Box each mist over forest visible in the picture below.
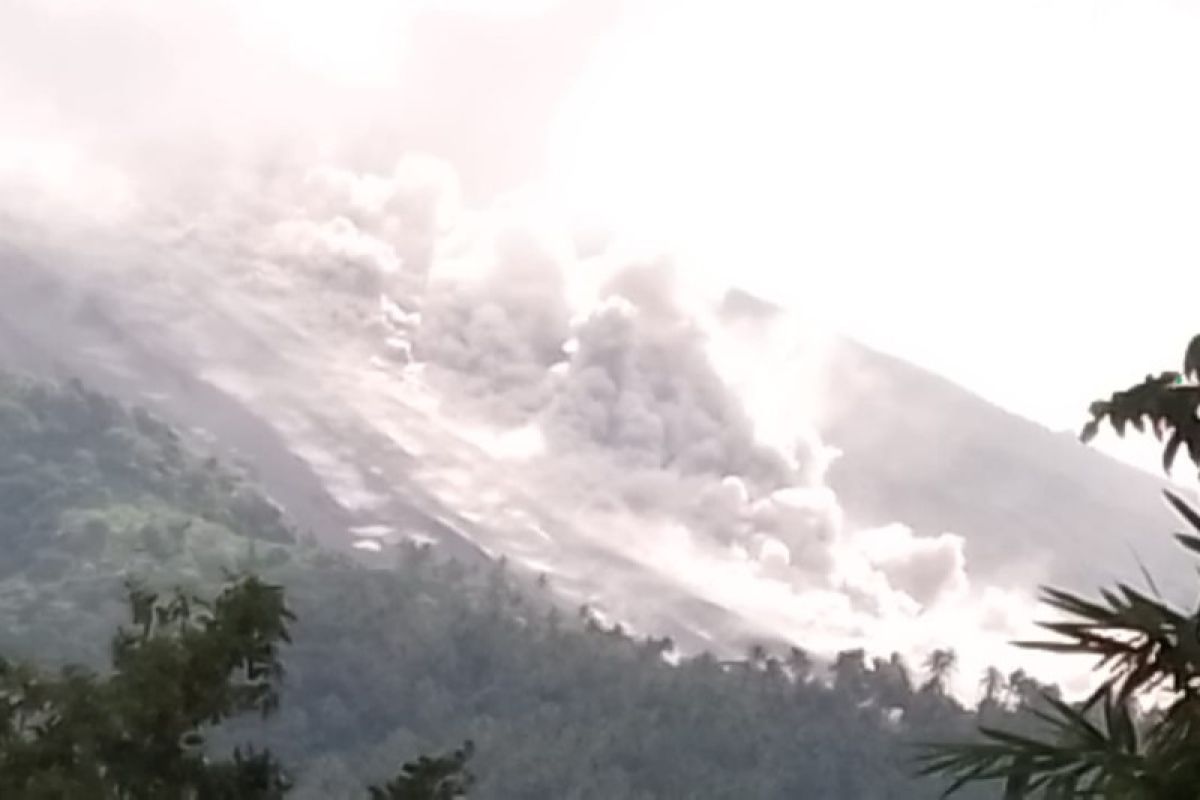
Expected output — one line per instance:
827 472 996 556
2 1 1199 797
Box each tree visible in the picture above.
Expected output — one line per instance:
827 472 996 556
1079 334 1200 479
786 646 814 682
922 649 958 696
0 574 473 799
916 334 1200 798
367 743 475 800
978 667 1007 711
4 369 1027 798
874 653 917 711
833 648 871 701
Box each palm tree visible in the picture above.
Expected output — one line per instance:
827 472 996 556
787 646 813 683
978 666 1007 709
747 643 769 670
922 648 957 695
916 334 1200 797
834 648 871 702
873 653 916 711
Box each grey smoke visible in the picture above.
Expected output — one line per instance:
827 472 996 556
0 0 1083 700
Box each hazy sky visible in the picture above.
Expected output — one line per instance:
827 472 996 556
541 0 1200 441
3 0 1199 469
1 0 1187 689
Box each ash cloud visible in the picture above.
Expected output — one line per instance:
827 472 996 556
323 156 1043 694
0 0 1071 701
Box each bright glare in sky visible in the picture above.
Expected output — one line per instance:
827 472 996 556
236 0 412 86
545 0 1200 458
4 0 1197 474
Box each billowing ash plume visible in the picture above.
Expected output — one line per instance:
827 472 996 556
244 155 1065 699
0 0 1081 701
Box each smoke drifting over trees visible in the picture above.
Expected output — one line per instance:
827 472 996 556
0 0 1084 698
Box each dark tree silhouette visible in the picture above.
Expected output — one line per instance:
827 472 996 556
367 743 475 800
917 334 1200 798
0 367 1041 797
0 574 472 799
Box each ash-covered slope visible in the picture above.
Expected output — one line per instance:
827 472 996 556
0 239 772 659
821 338 1187 600
0 156 1187 698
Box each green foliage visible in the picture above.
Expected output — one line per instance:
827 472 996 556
0 575 296 798
0 372 476 798
0 369 1038 798
0 370 294 582
1081 334 1200 476
368 743 475 800
0 573 474 799
919 334 1200 798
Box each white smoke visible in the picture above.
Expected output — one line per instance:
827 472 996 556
268 156 1077 700
0 142 1079 701
0 0 1090 703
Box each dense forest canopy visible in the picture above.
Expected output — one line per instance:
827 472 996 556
0 368 1067 798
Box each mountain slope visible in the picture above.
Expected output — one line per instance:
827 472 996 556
0 193 1189 694
821 338 1187 600
0 243 775 657
0 365 1052 799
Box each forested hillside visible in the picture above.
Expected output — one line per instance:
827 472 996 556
0 369 1059 798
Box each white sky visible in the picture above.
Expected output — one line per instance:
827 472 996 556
3 0 1198 471
542 0 1200 454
